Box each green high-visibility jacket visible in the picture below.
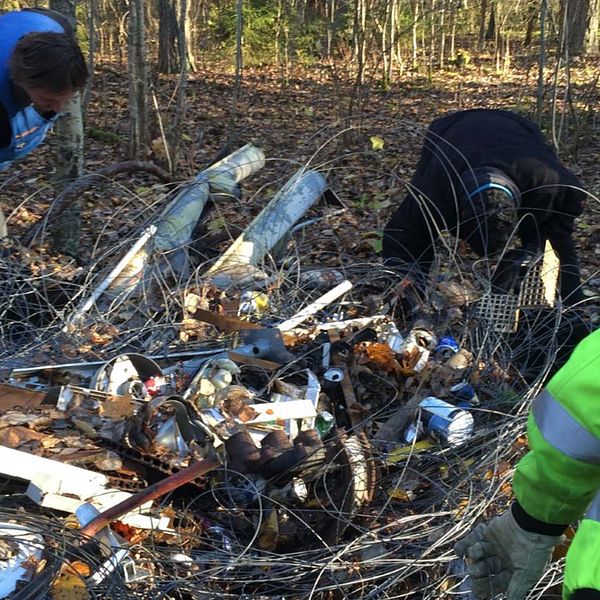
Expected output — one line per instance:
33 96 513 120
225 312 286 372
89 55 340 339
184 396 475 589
513 327 600 598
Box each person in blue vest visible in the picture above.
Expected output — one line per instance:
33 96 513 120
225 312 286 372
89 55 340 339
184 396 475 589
0 8 87 235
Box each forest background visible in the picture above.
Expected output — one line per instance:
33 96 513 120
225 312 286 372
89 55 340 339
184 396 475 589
1 0 599 292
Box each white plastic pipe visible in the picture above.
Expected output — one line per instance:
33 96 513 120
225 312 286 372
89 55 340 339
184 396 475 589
277 280 353 332
155 144 265 253
208 169 327 278
64 225 156 329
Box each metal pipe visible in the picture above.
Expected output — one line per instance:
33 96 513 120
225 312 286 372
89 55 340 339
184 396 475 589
277 280 353 332
64 225 156 329
79 454 220 538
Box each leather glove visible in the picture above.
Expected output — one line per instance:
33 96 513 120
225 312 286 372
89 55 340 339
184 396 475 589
454 509 563 600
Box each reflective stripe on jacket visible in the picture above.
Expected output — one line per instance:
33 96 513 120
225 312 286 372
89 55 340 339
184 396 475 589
513 328 600 525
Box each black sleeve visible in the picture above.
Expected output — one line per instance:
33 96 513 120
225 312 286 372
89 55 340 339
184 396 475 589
511 501 568 536
571 590 600 600
382 190 443 283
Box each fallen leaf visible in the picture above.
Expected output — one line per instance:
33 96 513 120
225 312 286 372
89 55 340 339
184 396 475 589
370 135 385 150
51 563 91 600
99 393 134 419
0 426 45 447
258 508 279 550
385 440 434 464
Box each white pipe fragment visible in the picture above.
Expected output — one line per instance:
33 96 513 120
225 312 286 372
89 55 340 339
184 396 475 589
65 145 265 324
155 143 265 253
208 169 327 284
277 280 354 332
64 225 156 329
0 446 164 531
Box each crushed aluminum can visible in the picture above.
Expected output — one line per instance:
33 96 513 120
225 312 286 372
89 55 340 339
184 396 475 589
299 269 346 289
418 397 474 448
434 335 460 360
450 382 480 407
381 322 404 353
238 291 270 318
404 324 438 351
397 323 437 374
398 343 430 374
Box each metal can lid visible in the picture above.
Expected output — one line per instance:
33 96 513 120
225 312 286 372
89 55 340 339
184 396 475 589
445 410 475 447
324 367 344 382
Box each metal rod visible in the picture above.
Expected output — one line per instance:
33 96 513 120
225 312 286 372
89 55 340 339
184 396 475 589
79 454 220 538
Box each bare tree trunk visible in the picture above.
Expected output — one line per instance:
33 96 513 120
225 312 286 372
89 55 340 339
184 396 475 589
449 0 458 59
128 0 150 159
536 0 547 120
49 0 86 256
326 0 335 59
585 0 600 55
503 31 510 72
387 0 397 82
485 0 496 42
82 0 96 120
275 0 282 65
428 0 436 77
158 0 179 73
524 0 537 46
411 0 419 68
110 1 129 67
561 0 599 56
478 0 488 50
184 5 196 71
49 0 84 182
353 0 367 84
169 0 188 174
439 0 446 69
231 0 244 124
380 0 388 86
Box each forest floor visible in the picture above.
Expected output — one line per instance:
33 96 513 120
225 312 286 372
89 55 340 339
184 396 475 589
0 53 599 599
1 52 600 285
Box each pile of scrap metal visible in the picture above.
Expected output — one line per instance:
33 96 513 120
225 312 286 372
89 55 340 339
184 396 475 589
0 146 547 599
0 306 510 598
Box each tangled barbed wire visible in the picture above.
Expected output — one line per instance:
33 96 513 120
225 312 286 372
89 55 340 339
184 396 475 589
0 123 599 599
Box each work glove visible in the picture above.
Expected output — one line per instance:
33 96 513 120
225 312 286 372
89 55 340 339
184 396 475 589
454 509 563 600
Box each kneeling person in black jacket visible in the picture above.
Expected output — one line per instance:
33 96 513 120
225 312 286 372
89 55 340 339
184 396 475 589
382 108 586 307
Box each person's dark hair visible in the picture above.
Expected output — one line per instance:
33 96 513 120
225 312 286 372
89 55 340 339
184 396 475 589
9 31 88 93
460 187 518 255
